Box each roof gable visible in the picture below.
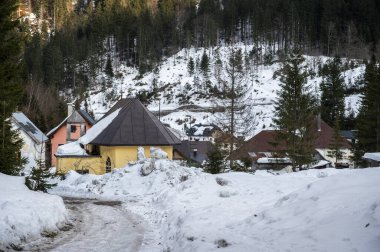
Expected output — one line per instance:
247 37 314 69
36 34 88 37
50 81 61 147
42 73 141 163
314 119 351 149
89 99 181 146
12 112 48 144
47 109 95 137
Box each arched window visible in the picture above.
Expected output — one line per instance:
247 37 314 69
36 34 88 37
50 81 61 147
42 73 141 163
106 157 111 173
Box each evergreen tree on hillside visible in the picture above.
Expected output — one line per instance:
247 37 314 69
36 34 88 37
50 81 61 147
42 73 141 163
355 56 380 161
105 55 114 78
0 0 26 175
187 57 195 76
200 51 209 78
320 57 345 126
273 50 317 171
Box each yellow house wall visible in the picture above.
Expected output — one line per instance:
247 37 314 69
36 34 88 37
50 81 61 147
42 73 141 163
56 156 104 175
103 146 174 168
56 146 174 174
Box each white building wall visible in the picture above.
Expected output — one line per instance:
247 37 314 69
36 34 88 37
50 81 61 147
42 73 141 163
18 130 46 175
315 148 353 167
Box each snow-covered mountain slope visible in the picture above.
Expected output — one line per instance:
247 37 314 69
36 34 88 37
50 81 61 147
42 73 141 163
0 173 68 250
82 44 364 138
51 159 380 252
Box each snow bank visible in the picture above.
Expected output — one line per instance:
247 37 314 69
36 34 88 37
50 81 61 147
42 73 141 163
0 173 68 250
51 160 380 252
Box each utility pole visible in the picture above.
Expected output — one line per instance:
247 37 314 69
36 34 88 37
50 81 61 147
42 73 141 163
158 99 161 121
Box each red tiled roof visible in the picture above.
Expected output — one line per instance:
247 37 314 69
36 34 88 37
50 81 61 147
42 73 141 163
314 119 351 149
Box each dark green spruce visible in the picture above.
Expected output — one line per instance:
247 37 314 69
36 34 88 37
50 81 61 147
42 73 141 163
320 57 345 126
0 0 26 175
273 50 317 171
355 56 380 163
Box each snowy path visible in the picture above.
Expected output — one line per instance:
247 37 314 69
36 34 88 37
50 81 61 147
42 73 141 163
27 198 149 252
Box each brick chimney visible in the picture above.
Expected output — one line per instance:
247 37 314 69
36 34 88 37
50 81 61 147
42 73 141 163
67 103 74 116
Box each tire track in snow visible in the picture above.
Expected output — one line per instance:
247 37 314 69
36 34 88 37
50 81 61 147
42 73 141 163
27 198 147 252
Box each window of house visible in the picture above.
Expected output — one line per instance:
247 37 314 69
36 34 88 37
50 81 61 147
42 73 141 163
71 125 77 133
106 157 112 173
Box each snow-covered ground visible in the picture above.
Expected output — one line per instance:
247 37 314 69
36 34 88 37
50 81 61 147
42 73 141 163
0 173 68 250
50 159 380 252
80 44 364 139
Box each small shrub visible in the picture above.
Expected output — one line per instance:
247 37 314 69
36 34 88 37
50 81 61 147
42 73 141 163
216 239 230 248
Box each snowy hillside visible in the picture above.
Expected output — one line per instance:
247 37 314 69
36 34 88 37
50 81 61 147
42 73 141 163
82 44 364 138
0 173 68 250
51 159 380 252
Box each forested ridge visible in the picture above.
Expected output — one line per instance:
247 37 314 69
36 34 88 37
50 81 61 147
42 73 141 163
16 0 380 131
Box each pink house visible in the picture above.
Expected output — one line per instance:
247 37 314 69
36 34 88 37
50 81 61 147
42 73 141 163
47 104 95 167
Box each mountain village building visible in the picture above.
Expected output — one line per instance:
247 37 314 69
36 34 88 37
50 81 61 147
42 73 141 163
47 103 95 167
55 99 181 174
11 112 48 174
232 117 352 170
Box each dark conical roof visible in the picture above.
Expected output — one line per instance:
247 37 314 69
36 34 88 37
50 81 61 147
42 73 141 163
90 99 181 146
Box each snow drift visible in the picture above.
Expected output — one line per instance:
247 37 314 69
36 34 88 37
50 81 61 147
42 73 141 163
0 173 68 250
51 160 380 252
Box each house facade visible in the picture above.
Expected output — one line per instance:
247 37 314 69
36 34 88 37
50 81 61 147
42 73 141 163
186 124 222 142
55 99 181 174
11 112 48 174
47 103 95 166
232 117 352 169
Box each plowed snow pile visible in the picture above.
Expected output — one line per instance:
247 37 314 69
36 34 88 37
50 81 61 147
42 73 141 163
51 160 380 252
0 173 68 250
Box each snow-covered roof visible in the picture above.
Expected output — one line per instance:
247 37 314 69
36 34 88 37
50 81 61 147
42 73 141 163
311 160 331 168
363 152 380 162
257 157 292 164
11 112 48 144
166 126 187 140
56 142 88 157
188 124 220 137
79 108 121 145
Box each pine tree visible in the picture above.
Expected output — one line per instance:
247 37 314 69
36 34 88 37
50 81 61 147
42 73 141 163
204 144 225 174
25 159 57 193
187 57 195 75
355 56 380 161
327 118 344 166
200 51 209 78
0 0 26 175
105 55 114 78
320 57 345 126
273 50 317 171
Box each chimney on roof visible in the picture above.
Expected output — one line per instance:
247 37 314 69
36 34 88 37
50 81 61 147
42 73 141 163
67 103 74 116
317 114 321 132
